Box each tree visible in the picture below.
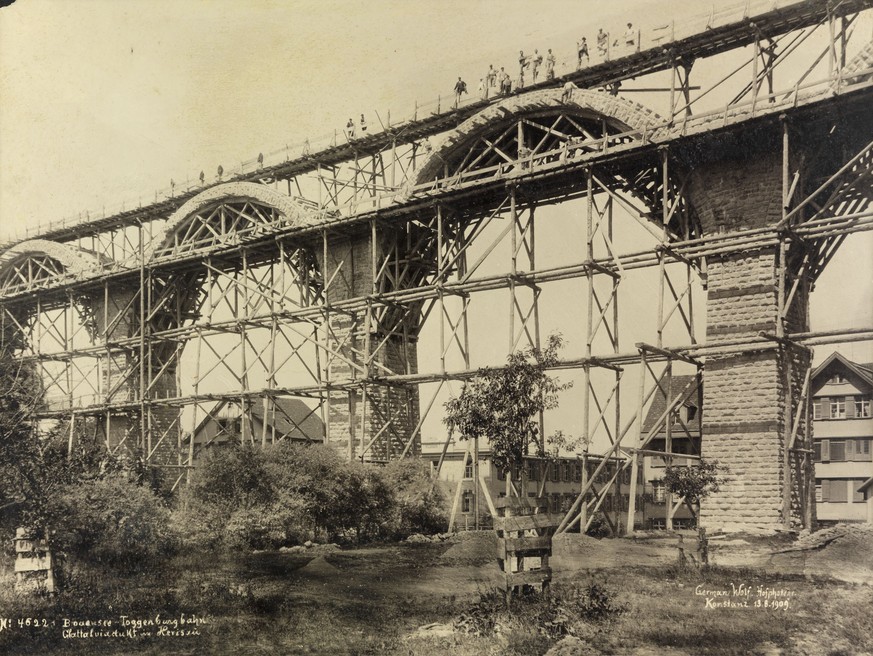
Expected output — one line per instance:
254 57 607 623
443 334 572 487
0 323 57 533
662 458 728 518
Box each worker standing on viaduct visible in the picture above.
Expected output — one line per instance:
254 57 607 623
578 37 590 68
454 77 468 108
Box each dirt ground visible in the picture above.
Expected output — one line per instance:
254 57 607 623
552 524 873 585
2 526 872 655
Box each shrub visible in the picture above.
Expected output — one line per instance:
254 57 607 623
455 582 625 647
380 457 448 539
191 443 275 509
585 512 611 538
177 442 450 549
454 588 503 635
52 476 176 570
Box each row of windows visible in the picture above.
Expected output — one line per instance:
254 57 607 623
813 438 871 462
813 396 872 420
488 460 640 485
815 479 868 503
460 491 646 514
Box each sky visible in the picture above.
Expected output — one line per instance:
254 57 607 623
1 0 871 448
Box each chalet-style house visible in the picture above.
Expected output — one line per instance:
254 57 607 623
811 352 873 524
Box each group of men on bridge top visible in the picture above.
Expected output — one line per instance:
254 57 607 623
454 23 640 109
358 16 779 140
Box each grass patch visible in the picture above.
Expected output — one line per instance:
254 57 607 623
0 543 870 655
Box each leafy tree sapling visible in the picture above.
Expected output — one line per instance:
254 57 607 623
662 458 728 519
443 334 572 496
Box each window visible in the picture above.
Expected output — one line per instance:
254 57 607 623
830 398 846 419
815 482 822 503
464 461 473 479
858 439 871 458
855 396 871 418
551 462 559 482
216 417 241 435
831 374 847 384
852 480 866 503
462 491 473 513
573 463 582 482
821 440 831 461
813 400 822 420
527 460 540 481
561 462 570 483
829 480 848 503
830 440 846 462
813 441 822 462
652 480 666 503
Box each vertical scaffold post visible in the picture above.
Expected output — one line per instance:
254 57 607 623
626 348 647 535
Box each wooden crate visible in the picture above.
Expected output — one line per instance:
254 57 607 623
494 497 559 597
13 529 56 593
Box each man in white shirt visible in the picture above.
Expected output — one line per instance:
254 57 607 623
624 23 636 49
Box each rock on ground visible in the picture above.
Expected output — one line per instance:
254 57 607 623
298 555 339 575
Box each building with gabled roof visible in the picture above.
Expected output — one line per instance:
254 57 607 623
811 352 873 524
188 397 324 462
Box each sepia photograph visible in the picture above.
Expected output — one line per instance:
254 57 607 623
0 0 872 654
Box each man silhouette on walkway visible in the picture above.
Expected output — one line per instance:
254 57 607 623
454 77 468 108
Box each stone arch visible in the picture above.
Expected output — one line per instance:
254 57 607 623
405 88 663 194
0 239 106 295
149 181 320 260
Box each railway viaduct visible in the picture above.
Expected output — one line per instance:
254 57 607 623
1 0 872 533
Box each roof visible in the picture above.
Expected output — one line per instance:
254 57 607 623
192 397 324 442
641 374 702 437
252 397 324 441
812 352 873 390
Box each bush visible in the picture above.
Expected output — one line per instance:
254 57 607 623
380 458 448 539
52 476 176 570
455 582 625 648
585 512 611 538
176 443 451 550
191 443 274 509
